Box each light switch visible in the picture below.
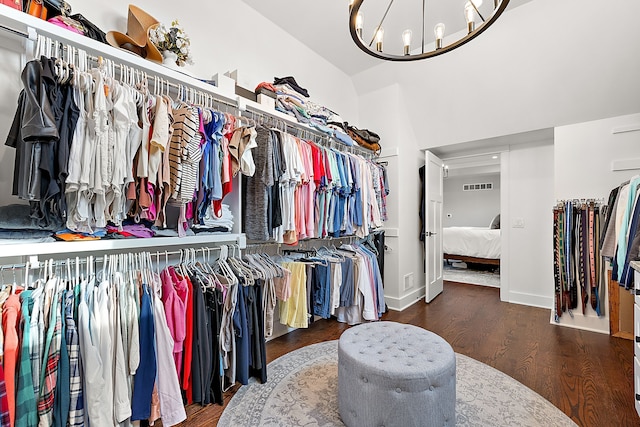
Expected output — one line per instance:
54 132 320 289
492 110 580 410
513 218 525 228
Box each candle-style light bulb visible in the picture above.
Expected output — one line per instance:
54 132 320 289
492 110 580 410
355 12 364 38
434 23 445 49
375 27 384 52
464 3 475 33
402 29 412 55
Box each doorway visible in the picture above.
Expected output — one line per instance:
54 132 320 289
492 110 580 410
441 153 501 288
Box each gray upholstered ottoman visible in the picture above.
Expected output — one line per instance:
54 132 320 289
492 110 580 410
338 321 456 427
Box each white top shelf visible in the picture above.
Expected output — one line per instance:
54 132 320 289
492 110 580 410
0 233 247 258
0 6 237 103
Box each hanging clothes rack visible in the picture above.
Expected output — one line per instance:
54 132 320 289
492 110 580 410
0 11 241 113
32 34 240 113
241 106 377 159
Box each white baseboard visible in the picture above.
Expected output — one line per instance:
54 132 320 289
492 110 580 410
549 311 610 334
507 291 553 309
385 286 426 311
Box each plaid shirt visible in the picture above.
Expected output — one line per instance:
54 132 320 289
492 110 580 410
37 289 62 426
65 291 84 426
15 290 37 427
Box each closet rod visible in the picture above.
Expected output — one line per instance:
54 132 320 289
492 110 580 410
244 235 359 250
0 245 230 271
0 23 28 39
554 198 606 204
242 106 377 159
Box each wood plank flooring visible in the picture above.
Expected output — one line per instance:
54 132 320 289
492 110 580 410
168 282 636 427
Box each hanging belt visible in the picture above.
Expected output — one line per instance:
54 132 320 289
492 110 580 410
553 208 562 321
578 205 588 314
568 203 578 310
592 205 602 314
558 206 570 313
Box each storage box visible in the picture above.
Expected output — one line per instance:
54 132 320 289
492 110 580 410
256 87 276 109
210 73 235 96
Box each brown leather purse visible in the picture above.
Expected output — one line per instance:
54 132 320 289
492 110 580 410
26 0 46 18
25 0 70 20
346 124 382 154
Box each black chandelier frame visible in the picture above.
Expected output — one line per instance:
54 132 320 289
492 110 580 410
349 0 511 61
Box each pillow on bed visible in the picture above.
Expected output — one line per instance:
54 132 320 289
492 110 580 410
489 214 500 229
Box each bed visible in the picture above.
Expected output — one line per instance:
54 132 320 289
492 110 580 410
443 226 501 266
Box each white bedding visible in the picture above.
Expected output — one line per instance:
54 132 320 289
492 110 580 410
443 227 501 259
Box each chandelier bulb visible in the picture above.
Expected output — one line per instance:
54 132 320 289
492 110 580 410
434 23 445 49
464 3 475 33
402 29 412 55
375 27 384 52
356 12 364 38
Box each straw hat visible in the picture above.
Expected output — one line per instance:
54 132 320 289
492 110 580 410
106 5 163 63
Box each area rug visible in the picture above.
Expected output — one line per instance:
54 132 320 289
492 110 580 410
219 341 577 427
443 264 500 287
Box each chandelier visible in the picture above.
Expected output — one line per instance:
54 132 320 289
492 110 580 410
348 0 510 61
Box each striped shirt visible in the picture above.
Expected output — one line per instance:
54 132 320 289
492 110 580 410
169 106 198 201
177 110 203 203
65 291 84 426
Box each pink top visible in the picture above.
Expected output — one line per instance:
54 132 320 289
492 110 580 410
160 267 188 377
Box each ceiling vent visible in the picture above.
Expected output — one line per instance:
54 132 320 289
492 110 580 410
463 182 493 191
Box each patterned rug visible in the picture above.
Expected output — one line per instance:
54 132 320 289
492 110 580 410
219 341 577 427
443 263 500 287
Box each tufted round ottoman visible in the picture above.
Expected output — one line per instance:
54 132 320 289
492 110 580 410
338 321 456 427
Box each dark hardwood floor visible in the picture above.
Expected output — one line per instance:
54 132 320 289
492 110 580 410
172 281 637 427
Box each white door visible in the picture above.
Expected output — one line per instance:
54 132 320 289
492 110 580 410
425 151 444 302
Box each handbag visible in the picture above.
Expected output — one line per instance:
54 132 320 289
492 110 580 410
346 124 380 144
25 0 70 20
1 0 22 11
70 13 108 44
47 15 84 35
345 123 382 153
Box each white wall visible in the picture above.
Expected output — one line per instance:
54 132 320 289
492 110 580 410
555 113 640 199
553 113 640 333
443 173 500 227
501 142 555 308
358 83 426 310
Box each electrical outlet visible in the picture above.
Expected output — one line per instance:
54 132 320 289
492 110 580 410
403 273 414 290
513 218 525 228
